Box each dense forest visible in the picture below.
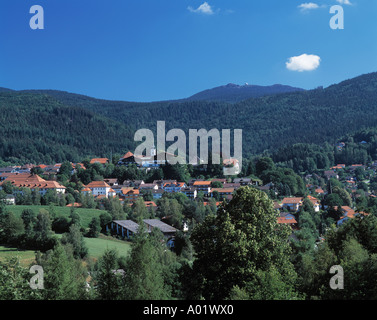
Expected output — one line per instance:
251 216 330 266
0 72 377 166
0 92 136 165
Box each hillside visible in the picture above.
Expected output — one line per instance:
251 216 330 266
0 87 13 93
0 92 136 164
1 72 377 164
70 71 377 157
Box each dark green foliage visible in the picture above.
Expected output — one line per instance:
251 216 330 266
4 72 377 164
0 92 135 164
187 186 297 300
37 243 88 300
0 257 42 300
122 222 171 300
0 208 24 245
296 215 377 299
61 224 88 259
99 212 113 232
52 216 71 234
93 248 124 300
87 217 101 238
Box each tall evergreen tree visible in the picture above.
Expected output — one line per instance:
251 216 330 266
122 221 170 300
94 248 123 300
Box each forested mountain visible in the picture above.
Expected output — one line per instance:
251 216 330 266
0 88 13 93
21 83 304 106
0 92 136 164
1 72 377 164
184 83 305 103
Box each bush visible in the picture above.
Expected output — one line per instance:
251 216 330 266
52 216 71 233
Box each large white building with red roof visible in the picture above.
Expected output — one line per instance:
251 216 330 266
0 173 66 195
84 180 112 197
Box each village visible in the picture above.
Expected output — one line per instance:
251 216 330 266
0 144 374 250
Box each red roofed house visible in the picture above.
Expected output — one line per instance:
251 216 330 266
337 206 369 226
81 187 92 196
90 158 109 165
330 164 346 170
211 188 235 200
315 187 325 195
193 181 212 195
118 152 137 166
122 188 140 203
85 181 111 197
307 195 321 212
162 182 187 193
281 197 303 212
277 214 298 229
66 202 82 208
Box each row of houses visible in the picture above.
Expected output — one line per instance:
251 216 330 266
79 176 263 205
117 149 242 175
275 195 369 229
334 206 369 226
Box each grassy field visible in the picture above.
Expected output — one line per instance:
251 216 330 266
1 205 132 265
7 205 108 229
0 245 36 266
0 235 132 266
84 235 132 259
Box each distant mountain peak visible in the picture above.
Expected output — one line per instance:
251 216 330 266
225 83 240 88
186 83 305 103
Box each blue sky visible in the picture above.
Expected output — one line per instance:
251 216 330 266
1 0 377 102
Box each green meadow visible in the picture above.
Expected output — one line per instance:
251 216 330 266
84 235 131 259
0 205 132 264
6 205 107 229
0 245 36 266
0 236 131 266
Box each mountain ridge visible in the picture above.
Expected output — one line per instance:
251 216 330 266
1 71 377 163
1 82 305 105
184 83 305 103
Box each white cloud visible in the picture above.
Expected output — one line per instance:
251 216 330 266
286 54 321 72
298 2 320 12
336 0 352 5
188 2 214 15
